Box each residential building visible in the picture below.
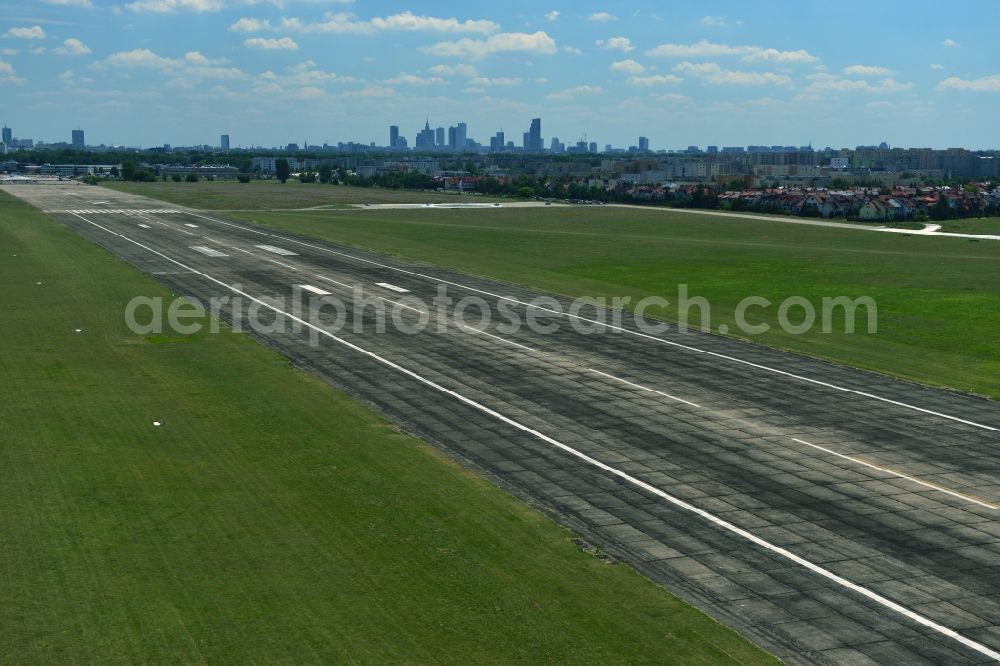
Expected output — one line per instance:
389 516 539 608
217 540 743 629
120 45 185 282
638 136 649 152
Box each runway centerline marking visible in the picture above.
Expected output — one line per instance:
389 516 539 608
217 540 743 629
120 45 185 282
791 438 997 510
313 274 354 290
190 245 228 258
375 282 410 293
267 259 297 271
458 324 535 352
61 208 1000 663
588 368 700 407
298 284 332 296
175 210 1000 433
254 244 298 256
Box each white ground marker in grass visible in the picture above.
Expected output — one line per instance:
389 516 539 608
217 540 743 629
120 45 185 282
298 284 332 296
190 245 228 258
791 438 997 510
375 282 410 293
58 210 1000 662
254 244 298 256
588 368 700 407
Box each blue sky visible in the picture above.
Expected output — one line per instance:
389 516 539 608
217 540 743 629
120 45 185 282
1 0 998 149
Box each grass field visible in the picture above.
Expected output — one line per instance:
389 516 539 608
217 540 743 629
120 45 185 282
940 217 1000 236
0 190 775 662
102 179 500 209
220 205 1000 401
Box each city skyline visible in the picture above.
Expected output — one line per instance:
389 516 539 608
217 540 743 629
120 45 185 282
0 1 998 149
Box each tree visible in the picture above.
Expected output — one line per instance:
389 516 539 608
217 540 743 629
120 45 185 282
275 158 290 184
318 165 333 184
185 173 199 182
121 159 140 181
237 173 251 183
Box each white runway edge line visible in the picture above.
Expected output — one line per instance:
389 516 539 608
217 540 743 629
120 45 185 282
180 212 1000 435
588 368 700 408
458 324 535 352
792 438 997 511
63 210 1000 662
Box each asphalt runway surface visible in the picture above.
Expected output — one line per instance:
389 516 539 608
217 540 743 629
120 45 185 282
9 182 1000 664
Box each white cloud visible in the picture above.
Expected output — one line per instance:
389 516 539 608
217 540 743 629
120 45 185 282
610 58 645 74
674 61 791 86
646 39 817 64
626 74 682 86
596 36 633 52
468 76 521 86
588 12 617 22
41 0 94 7
700 15 739 27
3 26 46 40
58 69 75 83
344 85 394 97
561 45 582 55
383 73 445 85
842 64 892 77
929 63 944 70
742 48 817 63
545 10 559 21
935 74 1000 92
1 48 18 56
942 38 958 47
126 0 224 13
422 31 557 59
802 72 913 95
546 84 602 99
244 36 299 49
426 63 477 77
0 58 25 84
101 48 176 69
94 48 249 82
230 17 272 32
278 11 498 35
52 38 91 55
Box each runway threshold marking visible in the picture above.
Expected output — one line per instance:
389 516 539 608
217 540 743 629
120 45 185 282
791 438 997 510
57 209 1000 663
176 211 1000 433
457 324 535 352
588 368 700 407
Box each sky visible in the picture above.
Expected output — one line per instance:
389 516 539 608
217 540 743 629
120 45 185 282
1 0 998 150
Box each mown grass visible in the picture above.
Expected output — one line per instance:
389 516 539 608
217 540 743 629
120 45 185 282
102 179 500 209
940 217 1000 236
0 189 775 663
227 205 1000 400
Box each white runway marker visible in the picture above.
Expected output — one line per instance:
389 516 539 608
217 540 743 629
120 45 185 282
267 259 297 271
56 209 1000 661
792 438 997 510
254 244 298 256
458 324 535 352
185 223 199 228
375 282 410 293
138 223 151 229
298 284 332 296
588 368 701 407
190 245 228 258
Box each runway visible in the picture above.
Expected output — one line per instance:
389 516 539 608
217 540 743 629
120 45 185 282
10 182 1000 664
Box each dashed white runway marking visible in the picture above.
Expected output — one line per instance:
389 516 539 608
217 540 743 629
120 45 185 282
588 368 701 407
63 209 180 214
298 284 332 296
458 324 535 352
375 282 410 293
137 223 151 229
313 274 354 290
58 209 1000 662
791 438 997 510
254 244 298 256
190 245 228 258
267 259 297 271
185 223 199 228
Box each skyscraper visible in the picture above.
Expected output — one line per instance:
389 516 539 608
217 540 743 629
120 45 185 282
220 134 230 150
455 122 467 150
389 125 399 148
447 126 457 148
415 120 435 149
435 127 445 147
490 130 505 152
1 126 11 145
523 118 542 152
71 129 85 149
638 136 649 152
